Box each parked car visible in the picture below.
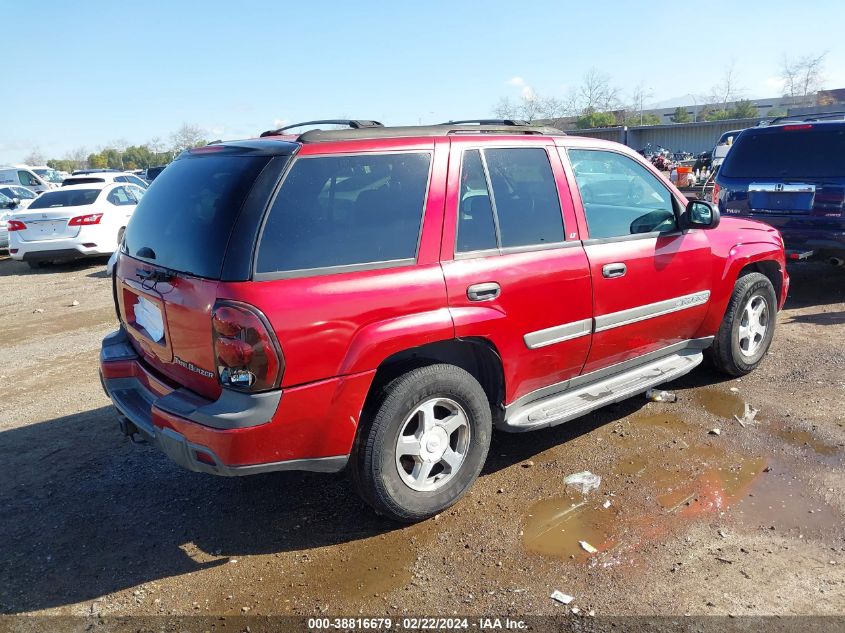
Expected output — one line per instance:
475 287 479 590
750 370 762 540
711 129 744 168
0 191 17 248
62 171 149 189
715 120 845 263
144 165 167 182
0 167 56 193
0 185 39 209
30 165 65 185
99 120 787 522
8 182 145 268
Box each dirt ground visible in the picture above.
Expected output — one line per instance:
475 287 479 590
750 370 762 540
0 254 843 624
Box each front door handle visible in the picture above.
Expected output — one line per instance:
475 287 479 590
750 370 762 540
467 282 501 302
602 263 627 278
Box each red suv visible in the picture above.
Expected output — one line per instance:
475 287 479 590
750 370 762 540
100 120 788 522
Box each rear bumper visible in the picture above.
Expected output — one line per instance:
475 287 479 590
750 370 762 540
9 235 113 261
99 327 370 476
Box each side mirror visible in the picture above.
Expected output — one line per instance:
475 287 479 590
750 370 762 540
11 197 20 208
683 199 720 230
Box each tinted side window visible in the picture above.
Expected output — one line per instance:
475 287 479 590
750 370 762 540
257 152 431 274
456 150 497 252
568 149 677 239
485 148 564 248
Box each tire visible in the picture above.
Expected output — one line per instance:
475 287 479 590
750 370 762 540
351 364 492 523
710 272 777 376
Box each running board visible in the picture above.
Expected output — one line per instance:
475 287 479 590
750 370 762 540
501 350 703 432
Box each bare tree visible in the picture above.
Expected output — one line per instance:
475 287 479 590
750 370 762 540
170 123 207 153
23 148 45 166
147 136 167 155
780 52 827 105
493 94 571 123
627 83 654 125
68 147 89 170
575 68 621 114
709 60 744 106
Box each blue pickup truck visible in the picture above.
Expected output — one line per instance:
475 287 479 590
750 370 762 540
715 120 845 264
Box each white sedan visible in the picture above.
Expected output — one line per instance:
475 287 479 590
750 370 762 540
8 182 145 269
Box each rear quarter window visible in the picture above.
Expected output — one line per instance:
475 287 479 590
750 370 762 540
256 152 432 276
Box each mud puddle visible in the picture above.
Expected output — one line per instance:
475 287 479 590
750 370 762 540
523 409 840 564
692 387 757 421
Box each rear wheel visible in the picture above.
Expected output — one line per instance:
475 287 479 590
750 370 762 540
710 272 777 376
351 364 492 523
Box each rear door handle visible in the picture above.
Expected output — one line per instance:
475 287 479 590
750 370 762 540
467 282 501 302
602 263 627 278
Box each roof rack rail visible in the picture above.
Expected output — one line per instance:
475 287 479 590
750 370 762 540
441 119 531 126
260 119 383 137
768 111 845 125
297 124 564 143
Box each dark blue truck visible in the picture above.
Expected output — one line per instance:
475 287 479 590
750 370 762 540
715 121 845 264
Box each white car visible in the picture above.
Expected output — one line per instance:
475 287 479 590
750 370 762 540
0 185 39 209
8 182 145 268
62 171 149 189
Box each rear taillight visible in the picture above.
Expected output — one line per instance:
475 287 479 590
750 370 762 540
211 302 283 392
7 220 26 231
783 124 813 131
69 213 103 226
710 182 720 205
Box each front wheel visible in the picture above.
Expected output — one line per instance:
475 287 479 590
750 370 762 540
351 364 492 523
709 272 777 376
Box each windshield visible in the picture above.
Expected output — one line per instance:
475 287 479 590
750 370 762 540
28 189 100 209
33 168 64 183
123 154 271 278
721 127 845 179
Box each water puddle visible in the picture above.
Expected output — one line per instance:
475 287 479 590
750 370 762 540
523 496 619 561
629 411 691 434
775 428 841 458
522 437 837 564
692 387 751 420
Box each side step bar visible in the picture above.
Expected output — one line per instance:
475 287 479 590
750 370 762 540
501 349 704 432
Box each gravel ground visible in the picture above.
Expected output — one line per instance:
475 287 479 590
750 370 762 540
0 255 843 623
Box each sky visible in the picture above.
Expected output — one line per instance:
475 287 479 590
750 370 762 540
1 0 843 165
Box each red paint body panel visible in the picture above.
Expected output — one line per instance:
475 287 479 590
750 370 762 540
580 232 713 372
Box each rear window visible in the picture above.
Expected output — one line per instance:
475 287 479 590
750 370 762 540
62 177 106 186
123 155 271 278
256 152 431 276
722 127 845 178
29 189 100 209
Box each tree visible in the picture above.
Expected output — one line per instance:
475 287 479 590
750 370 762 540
576 68 620 113
493 93 570 123
88 153 108 169
703 109 731 121
576 111 617 129
780 52 826 105
626 83 654 126
170 123 207 154
635 113 661 126
709 60 743 106
729 99 758 119
23 149 45 166
671 106 691 123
